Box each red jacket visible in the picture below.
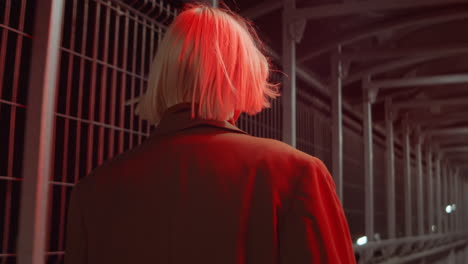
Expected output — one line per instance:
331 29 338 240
65 103 356 264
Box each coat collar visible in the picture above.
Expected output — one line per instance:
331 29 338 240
151 103 249 137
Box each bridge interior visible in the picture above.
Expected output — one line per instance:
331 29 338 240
0 0 468 263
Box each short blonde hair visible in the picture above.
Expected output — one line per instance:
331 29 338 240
132 2 280 125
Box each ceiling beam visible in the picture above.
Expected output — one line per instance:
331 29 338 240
340 45 468 62
427 126 468 136
241 0 282 20
298 9 468 63
369 74 468 90
394 97 468 109
345 53 468 85
294 0 467 20
442 146 468 152
429 136 468 145
414 112 468 126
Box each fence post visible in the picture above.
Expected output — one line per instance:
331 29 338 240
17 0 65 263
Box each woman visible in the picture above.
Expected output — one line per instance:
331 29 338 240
65 3 356 263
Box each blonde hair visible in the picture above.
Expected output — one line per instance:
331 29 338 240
131 2 281 125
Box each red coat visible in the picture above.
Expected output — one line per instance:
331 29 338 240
65 103 356 264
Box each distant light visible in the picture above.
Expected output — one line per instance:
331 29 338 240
431 225 436 232
452 204 456 211
446 205 453 214
357 236 368 246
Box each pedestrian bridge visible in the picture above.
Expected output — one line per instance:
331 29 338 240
0 0 467 263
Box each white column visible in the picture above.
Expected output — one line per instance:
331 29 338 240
403 114 412 237
17 0 65 263
282 0 297 148
435 153 442 233
385 98 396 239
442 162 449 233
363 77 374 241
331 46 343 202
415 128 424 235
426 146 434 233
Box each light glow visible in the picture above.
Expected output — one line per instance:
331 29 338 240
445 205 453 214
356 236 368 246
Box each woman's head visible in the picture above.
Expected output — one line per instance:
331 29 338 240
133 2 281 125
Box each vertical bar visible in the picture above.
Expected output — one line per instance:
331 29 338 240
313 114 320 156
57 0 77 259
455 172 460 232
306 109 311 154
435 152 442 233
282 0 296 148
385 98 396 238
331 46 343 202
147 22 155 135
448 167 452 232
119 10 130 154
442 162 448 233
74 0 89 183
402 113 412 237
108 6 121 158
426 146 433 233
129 15 138 148
363 78 374 241
450 168 455 232
415 127 424 235
17 0 65 263
86 2 102 174
0 0 11 101
253 112 257 136
3 0 27 261
138 18 147 143
97 4 111 165
463 178 467 233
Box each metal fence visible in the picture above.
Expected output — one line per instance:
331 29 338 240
0 0 35 262
1 0 467 263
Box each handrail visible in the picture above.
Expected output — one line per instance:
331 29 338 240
352 232 468 263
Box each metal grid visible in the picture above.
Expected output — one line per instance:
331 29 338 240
237 87 282 141
0 0 35 263
44 0 178 263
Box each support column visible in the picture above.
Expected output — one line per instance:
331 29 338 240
435 152 442 233
363 77 374 241
442 162 449 233
450 168 456 232
415 127 424 235
331 46 343 202
403 113 413 237
17 0 65 263
282 0 297 148
447 165 452 232
426 146 434 233
385 98 396 239
464 178 468 233
455 171 460 232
